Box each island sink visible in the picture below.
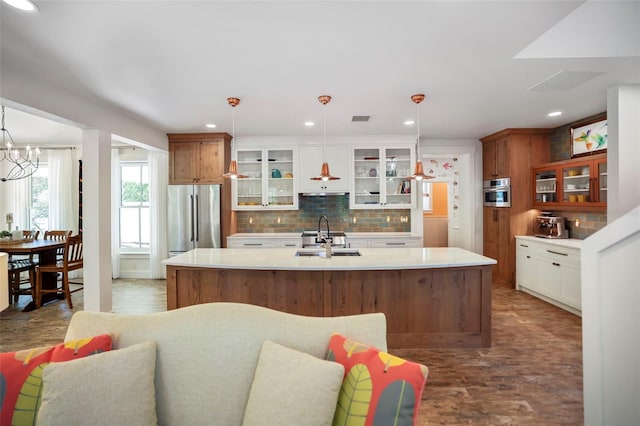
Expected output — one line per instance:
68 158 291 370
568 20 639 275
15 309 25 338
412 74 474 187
295 249 361 257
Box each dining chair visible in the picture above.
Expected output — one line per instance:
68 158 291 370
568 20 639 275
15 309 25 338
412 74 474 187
43 230 72 261
7 230 41 303
35 234 83 309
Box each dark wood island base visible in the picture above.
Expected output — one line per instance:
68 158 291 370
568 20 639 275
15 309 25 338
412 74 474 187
166 264 492 349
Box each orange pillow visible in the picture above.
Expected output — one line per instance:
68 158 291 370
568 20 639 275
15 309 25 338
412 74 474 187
326 333 428 426
0 334 113 426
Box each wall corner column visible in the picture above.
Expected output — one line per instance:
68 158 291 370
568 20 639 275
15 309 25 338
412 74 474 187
82 129 112 312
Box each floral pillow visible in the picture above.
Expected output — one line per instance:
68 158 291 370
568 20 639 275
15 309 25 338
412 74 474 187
326 333 428 426
0 334 113 426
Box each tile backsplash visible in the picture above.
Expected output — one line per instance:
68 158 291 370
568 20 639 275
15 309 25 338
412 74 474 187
235 194 411 233
553 210 607 240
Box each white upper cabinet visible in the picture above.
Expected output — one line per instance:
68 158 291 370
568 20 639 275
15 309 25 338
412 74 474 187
350 146 415 209
297 145 350 194
232 147 298 210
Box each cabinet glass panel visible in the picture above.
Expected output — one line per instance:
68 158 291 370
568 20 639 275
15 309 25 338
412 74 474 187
563 164 590 203
266 149 294 207
384 148 412 205
598 161 607 203
236 150 263 207
535 168 557 204
353 148 381 206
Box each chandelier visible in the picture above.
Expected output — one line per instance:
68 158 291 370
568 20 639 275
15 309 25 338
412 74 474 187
406 94 434 181
1 106 40 182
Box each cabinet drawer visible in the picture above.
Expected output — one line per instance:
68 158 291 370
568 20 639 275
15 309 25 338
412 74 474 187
534 245 579 265
370 239 420 248
227 239 278 248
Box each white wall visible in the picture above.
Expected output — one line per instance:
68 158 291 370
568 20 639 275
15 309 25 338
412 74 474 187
583 85 640 425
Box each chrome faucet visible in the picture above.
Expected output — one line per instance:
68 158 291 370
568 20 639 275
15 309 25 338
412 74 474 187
317 215 332 258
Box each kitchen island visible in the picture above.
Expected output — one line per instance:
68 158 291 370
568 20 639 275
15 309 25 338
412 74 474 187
162 247 496 348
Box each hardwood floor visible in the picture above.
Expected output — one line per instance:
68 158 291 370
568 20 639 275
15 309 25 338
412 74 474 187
0 278 582 424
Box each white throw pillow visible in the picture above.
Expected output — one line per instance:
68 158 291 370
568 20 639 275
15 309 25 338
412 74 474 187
37 341 158 426
242 340 345 426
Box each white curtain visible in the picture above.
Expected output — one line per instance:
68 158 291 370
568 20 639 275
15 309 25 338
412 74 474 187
46 149 79 234
111 149 121 279
0 163 30 232
149 150 168 279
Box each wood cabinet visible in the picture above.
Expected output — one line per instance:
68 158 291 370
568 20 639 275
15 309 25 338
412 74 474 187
515 237 581 315
480 129 551 286
297 145 350 194
482 136 510 179
168 133 231 184
532 153 607 210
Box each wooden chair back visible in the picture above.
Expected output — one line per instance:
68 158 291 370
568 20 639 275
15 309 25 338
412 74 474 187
43 230 72 241
64 234 84 269
22 230 40 240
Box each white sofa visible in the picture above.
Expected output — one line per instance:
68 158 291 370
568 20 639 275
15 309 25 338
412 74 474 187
63 302 387 426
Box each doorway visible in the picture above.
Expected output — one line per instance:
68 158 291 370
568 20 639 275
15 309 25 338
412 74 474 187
422 182 449 247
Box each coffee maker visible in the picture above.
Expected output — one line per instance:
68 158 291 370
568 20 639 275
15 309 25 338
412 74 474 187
535 214 568 239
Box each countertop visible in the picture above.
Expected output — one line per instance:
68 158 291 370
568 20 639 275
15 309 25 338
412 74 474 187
227 232 421 239
515 235 582 250
162 247 496 271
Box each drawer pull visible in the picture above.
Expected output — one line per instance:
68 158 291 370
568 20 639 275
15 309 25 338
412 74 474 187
243 243 263 246
386 242 406 246
552 262 560 266
520 244 529 247
283 244 297 247
547 250 568 256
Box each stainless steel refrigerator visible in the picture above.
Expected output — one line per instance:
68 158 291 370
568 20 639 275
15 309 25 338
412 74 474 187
168 185 221 255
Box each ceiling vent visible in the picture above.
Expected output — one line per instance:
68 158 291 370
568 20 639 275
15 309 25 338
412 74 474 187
529 70 604 91
351 115 370 122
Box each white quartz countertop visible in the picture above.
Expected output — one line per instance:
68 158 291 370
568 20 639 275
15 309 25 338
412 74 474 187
162 247 496 271
227 232 420 239
515 235 583 250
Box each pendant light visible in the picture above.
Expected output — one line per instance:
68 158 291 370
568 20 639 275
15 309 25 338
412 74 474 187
310 95 340 181
406 94 434 181
222 97 247 179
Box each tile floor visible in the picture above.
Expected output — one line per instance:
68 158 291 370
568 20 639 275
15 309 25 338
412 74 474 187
0 278 582 425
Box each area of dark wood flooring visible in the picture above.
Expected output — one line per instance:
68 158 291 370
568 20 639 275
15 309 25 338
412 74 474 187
0 279 582 425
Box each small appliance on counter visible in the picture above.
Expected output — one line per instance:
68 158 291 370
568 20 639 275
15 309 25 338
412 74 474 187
535 213 568 239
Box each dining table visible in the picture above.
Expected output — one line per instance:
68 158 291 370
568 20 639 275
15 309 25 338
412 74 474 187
0 239 66 312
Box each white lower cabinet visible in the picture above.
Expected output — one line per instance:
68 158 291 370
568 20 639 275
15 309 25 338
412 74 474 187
515 237 581 315
347 234 421 248
227 236 301 248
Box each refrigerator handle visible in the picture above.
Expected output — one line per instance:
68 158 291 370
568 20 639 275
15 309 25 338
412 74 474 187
190 194 194 242
195 194 199 242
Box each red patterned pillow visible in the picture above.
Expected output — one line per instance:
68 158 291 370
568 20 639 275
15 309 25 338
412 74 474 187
0 334 113 426
326 333 428 426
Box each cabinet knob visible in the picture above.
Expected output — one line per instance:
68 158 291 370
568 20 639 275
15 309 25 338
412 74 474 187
552 262 560 267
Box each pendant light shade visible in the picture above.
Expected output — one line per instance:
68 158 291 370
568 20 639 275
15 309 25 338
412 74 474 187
311 95 341 181
222 97 247 179
406 93 434 181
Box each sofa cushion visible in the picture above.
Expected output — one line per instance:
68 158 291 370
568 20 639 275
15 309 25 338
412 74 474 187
243 340 344 426
326 333 428 426
0 334 113 426
37 341 157 426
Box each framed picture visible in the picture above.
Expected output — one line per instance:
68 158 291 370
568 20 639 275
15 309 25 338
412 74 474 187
571 119 607 158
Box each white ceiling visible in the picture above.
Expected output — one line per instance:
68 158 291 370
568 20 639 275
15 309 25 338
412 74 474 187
1 1 639 147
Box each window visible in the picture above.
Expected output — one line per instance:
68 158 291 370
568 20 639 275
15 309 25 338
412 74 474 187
120 162 149 249
30 164 49 232
422 182 433 212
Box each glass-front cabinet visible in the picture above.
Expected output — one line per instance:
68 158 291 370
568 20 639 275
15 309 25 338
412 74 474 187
532 153 606 210
232 148 297 210
350 146 415 209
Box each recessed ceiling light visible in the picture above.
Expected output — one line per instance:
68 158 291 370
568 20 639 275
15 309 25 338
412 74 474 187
206 123 216 128
3 0 38 12
404 120 415 126
304 121 315 127
548 111 563 117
